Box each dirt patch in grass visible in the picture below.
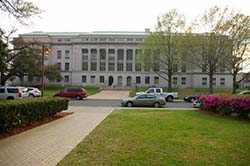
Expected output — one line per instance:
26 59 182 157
195 109 250 122
0 111 73 140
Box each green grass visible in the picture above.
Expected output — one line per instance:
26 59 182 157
43 86 101 97
58 109 250 166
130 87 248 99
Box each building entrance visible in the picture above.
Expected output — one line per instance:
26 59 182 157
108 76 114 86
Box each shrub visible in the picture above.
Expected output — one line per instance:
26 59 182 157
0 97 68 133
199 95 250 118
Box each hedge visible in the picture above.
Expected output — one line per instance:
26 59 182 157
198 95 250 119
0 97 68 133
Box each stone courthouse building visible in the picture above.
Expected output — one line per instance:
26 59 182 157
19 30 233 88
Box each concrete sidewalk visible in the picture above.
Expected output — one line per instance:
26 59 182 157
0 106 113 166
88 90 129 100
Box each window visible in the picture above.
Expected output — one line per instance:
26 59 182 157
100 49 106 60
100 62 106 71
136 76 141 84
7 88 19 93
65 63 69 71
108 49 115 54
181 77 186 85
154 77 159 84
64 75 69 83
108 62 115 71
0 88 5 93
173 77 178 85
156 88 161 93
145 76 150 84
57 50 62 59
57 63 61 70
126 49 133 61
220 78 225 86
213 78 216 86
91 62 97 71
181 64 186 72
100 76 105 83
82 62 88 71
202 77 207 86
173 64 178 72
91 49 97 54
82 49 88 54
118 49 124 61
126 63 132 71
82 76 87 83
135 63 141 71
90 76 95 84
202 64 207 72
220 66 225 73
117 63 123 71
56 76 61 83
65 50 70 59
36 77 40 82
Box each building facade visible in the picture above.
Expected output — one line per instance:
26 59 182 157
19 31 233 88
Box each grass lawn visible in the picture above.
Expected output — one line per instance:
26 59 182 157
58 109 250 166
129 87 247 99
44 86 100 97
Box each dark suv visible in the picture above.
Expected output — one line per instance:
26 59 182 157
53 88 87 100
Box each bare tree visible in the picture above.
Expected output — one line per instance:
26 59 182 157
139 9 186 92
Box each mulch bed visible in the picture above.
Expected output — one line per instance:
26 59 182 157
195 109 250 122
0 111 73 140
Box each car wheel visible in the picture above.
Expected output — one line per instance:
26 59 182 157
166 96 173 102
126 102 133 107
76 96 82 100
153 102 160 108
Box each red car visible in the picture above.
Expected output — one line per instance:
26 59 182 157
54 88 87 100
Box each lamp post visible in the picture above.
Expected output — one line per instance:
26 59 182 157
41 45 50 97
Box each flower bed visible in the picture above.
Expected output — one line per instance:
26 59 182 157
198 95 250 119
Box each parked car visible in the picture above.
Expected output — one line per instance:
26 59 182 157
0 86 22 100
17 86 29 98
27 87 41 97
184 94 202 102
239 91 250 95
193 99 201 108
121 94 166 108
135 88 178 102
53 88 87 100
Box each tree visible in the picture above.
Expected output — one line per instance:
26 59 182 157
0 32 40 85
139 9 186 92
184 6 232 94
11 37 41 84
0 0 42 25
218 13 250 94
44 64 61 82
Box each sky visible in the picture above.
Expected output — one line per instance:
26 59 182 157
1 0 250 36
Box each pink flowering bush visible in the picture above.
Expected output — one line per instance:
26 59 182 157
199 95 250 118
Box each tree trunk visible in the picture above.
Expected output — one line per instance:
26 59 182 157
232 72 237 94
208 73 213 94
0 72 6 85
167 72 172 92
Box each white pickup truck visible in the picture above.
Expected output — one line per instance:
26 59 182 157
135 88 178 102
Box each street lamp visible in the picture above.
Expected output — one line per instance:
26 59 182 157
41 45 50 97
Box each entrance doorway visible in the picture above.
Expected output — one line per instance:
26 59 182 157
108 76 114 86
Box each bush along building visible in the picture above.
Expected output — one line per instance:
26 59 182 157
18 30 233 89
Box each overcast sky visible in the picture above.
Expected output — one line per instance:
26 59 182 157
1 0 250 35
